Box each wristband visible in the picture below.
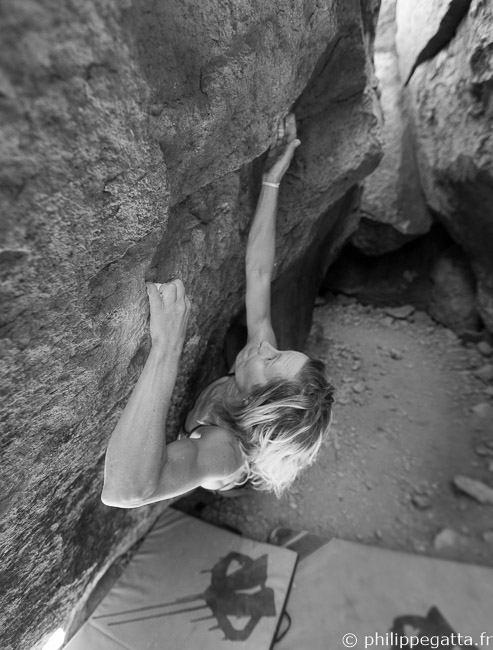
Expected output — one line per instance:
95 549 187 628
262 181 280 188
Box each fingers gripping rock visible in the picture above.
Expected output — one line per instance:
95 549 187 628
146 282 163 304
171 279 186 300
284 112 297 142
147 280 190 351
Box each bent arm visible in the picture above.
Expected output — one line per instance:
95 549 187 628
101 344 181 507
102 281 240 508
102 280 189 507
104 419 241 506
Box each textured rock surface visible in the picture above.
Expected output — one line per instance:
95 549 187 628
395 0 493 332
428 244 481 334
0 1 381 648
354 0 432 256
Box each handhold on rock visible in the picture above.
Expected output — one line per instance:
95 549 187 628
453 475 493 505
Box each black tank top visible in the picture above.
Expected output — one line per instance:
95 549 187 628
181 373 252 495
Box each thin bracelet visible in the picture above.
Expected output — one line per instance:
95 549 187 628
262 181 280 188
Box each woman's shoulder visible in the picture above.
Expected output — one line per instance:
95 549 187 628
199 426 246 468
193 425 247 488
194 424 239 450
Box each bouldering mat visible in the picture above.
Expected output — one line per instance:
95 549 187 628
65 508 297 650
274 537 493 649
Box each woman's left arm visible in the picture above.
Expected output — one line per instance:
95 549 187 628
245 114 300 346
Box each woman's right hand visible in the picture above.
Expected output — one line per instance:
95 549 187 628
146 280 191 353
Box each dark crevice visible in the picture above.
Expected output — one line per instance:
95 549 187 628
322 222 484 337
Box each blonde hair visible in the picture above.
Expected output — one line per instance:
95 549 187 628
204 359 334 497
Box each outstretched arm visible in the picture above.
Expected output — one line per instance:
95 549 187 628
245 114 300 346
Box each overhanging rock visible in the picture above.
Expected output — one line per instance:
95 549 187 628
0 1 381 648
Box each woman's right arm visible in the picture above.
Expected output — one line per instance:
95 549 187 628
101 281 189 507
102 280 240 507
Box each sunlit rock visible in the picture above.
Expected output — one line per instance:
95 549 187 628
396 0 493 332
354 0 432 256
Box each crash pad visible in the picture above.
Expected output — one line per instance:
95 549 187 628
65 508 296 650
275 537 493 650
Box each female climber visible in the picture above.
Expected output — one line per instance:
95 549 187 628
102 113 334 507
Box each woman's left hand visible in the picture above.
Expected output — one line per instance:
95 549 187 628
263 113 301 184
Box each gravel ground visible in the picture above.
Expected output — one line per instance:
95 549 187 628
175 295 493 567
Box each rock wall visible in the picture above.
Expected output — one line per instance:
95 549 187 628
354 0 432 256
395 0 493 332
0 1 381 648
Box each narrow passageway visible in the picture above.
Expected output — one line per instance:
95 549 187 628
176 296 493 567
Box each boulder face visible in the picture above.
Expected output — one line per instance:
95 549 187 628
353 0 432 256
428 244 481 334
0 1 381 648
395 0 493 332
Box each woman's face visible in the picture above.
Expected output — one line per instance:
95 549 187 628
235 340 308 395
